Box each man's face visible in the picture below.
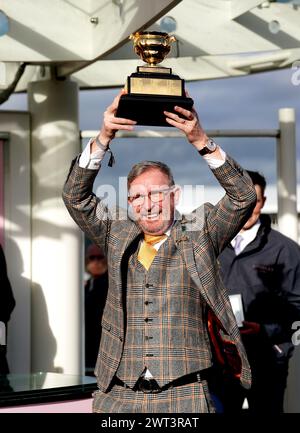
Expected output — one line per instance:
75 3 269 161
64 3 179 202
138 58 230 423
128 168 180 235
242 184 266 231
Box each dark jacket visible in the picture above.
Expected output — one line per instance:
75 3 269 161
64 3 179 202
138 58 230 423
219 215 300 362
85 273 108 370
0 244 15 374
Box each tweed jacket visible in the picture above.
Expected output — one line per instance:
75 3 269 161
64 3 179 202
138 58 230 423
62 154 256 392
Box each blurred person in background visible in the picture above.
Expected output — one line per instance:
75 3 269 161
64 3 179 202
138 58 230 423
219 170 300 413
84 243 108 376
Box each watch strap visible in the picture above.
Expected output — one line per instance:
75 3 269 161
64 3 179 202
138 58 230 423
198 146 211 156
198 137 217 156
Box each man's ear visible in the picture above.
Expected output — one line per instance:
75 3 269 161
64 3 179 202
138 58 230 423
262 195 267 209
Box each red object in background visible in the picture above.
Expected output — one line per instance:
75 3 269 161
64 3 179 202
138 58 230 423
207 308 241 380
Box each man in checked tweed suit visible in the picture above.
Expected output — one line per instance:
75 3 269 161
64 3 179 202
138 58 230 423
63 90 257 413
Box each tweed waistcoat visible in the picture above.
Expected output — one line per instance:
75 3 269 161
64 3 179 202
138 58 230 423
116 236 212 388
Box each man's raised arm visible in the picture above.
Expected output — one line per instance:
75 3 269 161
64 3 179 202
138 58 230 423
62 90 136 252
164 104 257 255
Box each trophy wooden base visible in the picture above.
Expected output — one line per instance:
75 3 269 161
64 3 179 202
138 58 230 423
116 94 194 127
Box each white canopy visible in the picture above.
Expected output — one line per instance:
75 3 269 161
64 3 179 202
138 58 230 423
0 0 299 92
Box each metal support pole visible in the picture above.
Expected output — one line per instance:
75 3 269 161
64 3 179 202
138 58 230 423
28 78 83 375
276 108 300 413
277 108 298 242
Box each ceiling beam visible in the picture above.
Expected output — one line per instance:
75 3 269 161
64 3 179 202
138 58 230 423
56 0 181 77
229 0 265 20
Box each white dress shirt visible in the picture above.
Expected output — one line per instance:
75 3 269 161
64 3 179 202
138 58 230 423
231 221 261 255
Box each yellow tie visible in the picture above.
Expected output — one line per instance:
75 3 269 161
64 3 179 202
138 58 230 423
138 234 167 270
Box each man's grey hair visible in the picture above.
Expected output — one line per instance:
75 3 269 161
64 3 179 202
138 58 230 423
127 161 175 189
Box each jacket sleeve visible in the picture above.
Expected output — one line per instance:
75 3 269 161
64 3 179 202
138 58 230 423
0 245 15 323
62 156 112 254
202 155 256 256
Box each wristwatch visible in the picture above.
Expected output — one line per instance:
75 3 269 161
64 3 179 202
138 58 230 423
198 137 218 156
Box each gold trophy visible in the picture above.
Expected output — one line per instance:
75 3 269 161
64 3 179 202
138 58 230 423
116 31 193 126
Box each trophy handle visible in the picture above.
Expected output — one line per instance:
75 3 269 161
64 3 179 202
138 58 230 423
168 35 176 44
129 32 139 44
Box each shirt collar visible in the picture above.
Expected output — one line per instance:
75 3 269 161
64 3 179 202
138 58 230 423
231 220 261 249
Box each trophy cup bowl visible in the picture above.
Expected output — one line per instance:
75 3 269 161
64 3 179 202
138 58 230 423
116 31 193 126
130 31 176 66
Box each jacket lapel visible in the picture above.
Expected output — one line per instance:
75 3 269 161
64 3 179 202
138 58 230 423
173 228 214 308
172 221 234 334
118 220 142 256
